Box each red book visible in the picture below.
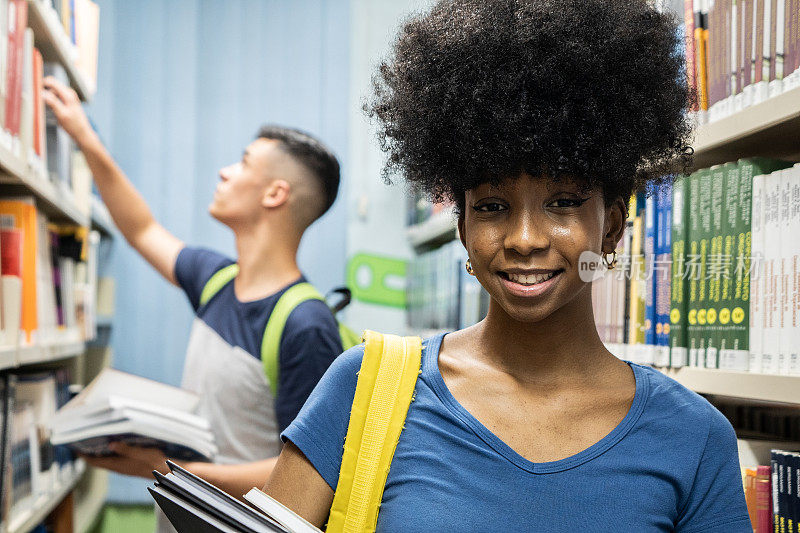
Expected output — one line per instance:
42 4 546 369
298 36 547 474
32 48 44 156
756 465 773 533
684 1 698 111
0 228 23 277
4 0 27 136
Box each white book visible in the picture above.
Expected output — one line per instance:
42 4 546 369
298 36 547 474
778 168 795 375
749 173 766 373
788 164 800 375
762 170 782 374
51 419 217 461
244 488 322 533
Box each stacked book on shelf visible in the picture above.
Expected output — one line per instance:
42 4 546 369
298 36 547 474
683 0 800 124
406 240 489 333
151 460 320 533
593 158 800 376
0 368 77 529
0 196 102 365
51 368 217 463
742 449 800 533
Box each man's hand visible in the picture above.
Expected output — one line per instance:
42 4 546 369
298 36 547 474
81 442 170 479
42 76 96 147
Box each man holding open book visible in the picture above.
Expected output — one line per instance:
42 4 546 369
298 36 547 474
42 78 345 531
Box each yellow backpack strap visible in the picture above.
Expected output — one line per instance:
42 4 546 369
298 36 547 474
261 283 325 394
199 264 240 307
327 330 422 533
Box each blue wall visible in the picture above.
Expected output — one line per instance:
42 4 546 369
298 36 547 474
86 0 350 503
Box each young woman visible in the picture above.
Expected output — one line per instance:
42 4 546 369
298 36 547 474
264 0 751 531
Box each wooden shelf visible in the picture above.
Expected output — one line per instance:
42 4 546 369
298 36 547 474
662 366 800 405
7 460 86 533
26 0 94 102
407 207 457 251
692 86 800 169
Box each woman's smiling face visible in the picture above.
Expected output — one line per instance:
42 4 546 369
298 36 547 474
459 174 625 324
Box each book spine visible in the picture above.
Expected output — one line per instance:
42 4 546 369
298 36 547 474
699 167 717 367
5 0 26 138
763 169 782 374
787 165 800 376
719 162 738 369
731 159 751 371
686 1 699 110
774 0 785 81
657 183 673 366
788 451 796 533
755 0 766 83
745 0 755 88
747 468 758 530
780 451 787 533
671 177 690 367
769 0 778 81
749 165 766 373
689 170 705 366
645 194 657 348
757 464 773 533
774 451 781 533
698 0 711 110
731 0 739 97
779 169 792 375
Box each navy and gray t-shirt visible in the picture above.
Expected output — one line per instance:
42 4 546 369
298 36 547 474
174 246 343 463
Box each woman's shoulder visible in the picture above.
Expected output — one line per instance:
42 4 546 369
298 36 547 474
631 363 732 433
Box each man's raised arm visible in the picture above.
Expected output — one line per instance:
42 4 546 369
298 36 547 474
42 77 184 285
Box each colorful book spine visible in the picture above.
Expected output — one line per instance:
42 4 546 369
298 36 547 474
756 464 772 533
656 183 673 366
5 0 27 138
688 170 704 366
697 168 713 367
719 162 739 369
705 164 726 368
785 164 800 376
645 193 657 348
686 1 699 111
763 169 782 374
671 176 691 368
698 0 711 111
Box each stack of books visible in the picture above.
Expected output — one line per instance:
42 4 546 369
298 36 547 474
51 368 217 462
151 460 320 533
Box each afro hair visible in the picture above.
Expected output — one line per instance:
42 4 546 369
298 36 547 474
368 0 693 209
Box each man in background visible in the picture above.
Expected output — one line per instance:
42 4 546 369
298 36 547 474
43 78 344 510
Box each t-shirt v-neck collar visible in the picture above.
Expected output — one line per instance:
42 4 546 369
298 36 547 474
423 332 649 474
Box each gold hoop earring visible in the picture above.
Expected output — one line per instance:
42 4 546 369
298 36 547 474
602 251 617 270
465 259 475 276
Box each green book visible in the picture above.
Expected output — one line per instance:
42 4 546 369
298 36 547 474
696 168 713 367
718 162 739 370
705 165 725 368
669 175 691 367
687 170 704 367
736 158 792 372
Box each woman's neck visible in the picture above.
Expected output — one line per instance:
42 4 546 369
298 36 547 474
473 286 613 385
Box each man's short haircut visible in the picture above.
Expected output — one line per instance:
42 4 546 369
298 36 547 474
256 125 340 221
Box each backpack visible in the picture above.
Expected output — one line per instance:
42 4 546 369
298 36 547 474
199 264 361 394
327 330 422 533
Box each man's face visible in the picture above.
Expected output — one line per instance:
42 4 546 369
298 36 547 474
209 138 278 225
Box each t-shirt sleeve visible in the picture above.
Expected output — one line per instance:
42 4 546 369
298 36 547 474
274 300 344 434
174 247 235 311
280 343 363 490
675 408 752 533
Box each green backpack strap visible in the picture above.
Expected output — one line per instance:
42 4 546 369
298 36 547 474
199 264 240 307
261 282 324 394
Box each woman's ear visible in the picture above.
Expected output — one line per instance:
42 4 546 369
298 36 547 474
602 197 627 253
457 211 467 249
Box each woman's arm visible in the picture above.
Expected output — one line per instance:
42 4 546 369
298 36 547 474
262 441 334 528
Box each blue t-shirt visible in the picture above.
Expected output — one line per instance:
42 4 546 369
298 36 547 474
175 247 342 433
283 333 751 532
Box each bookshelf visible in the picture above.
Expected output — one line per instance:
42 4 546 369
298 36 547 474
90 194 114 236
0 134 89 226
26 0 94 102
407 206 457 251
662 367 800 406
6 460 86 533
692 86 800 170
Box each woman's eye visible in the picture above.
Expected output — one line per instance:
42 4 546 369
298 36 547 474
473 202 506 212
548 198 588 208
